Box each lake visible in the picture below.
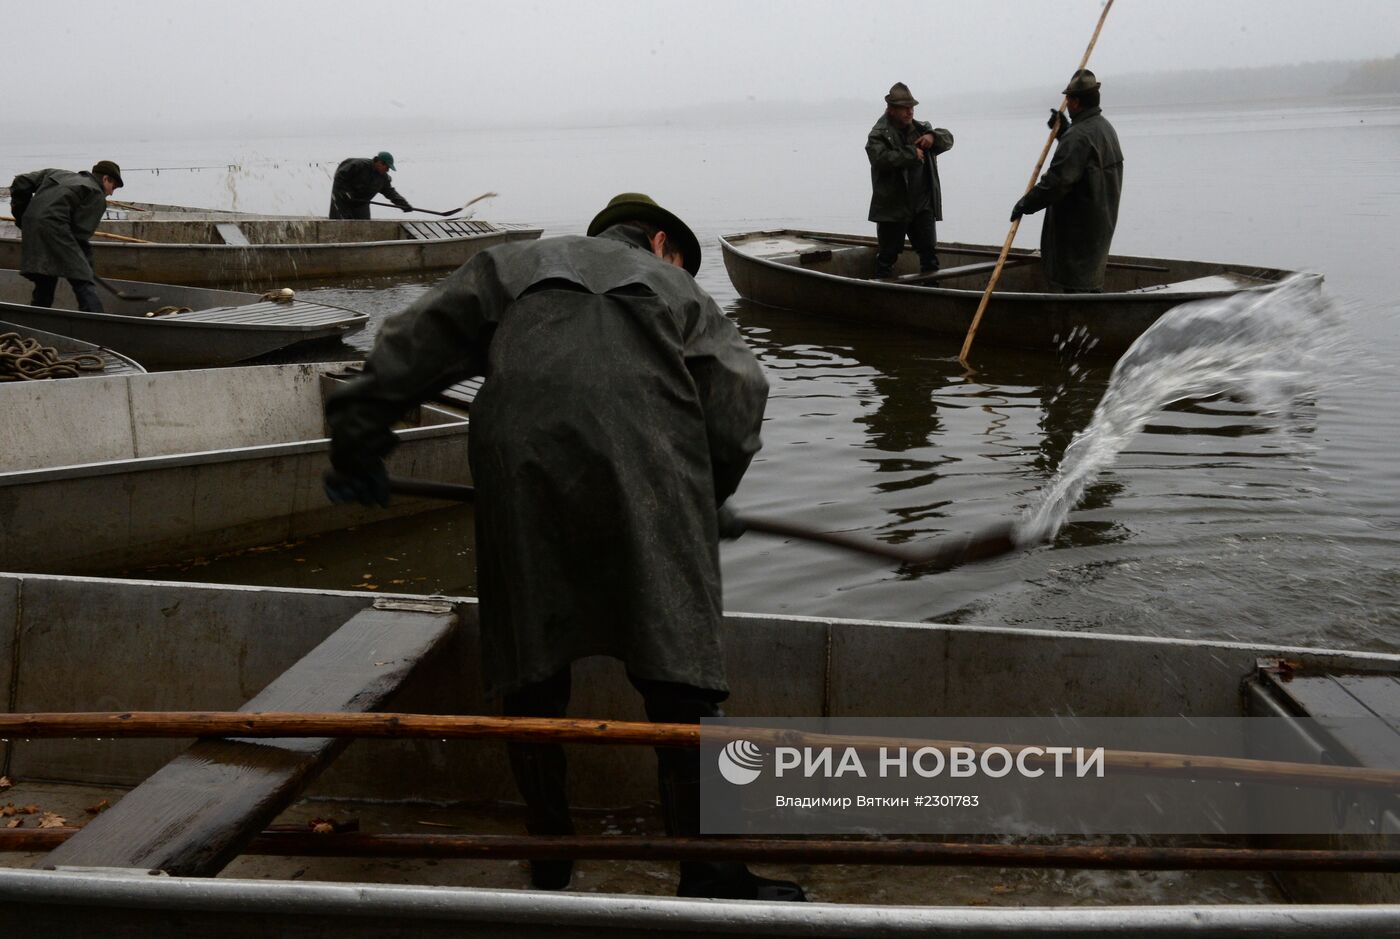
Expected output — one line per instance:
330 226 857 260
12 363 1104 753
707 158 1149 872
9 95 1398 651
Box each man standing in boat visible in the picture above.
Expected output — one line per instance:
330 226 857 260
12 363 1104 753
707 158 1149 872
866 81 954 278
328 151 412 219
1011 70 1124 293
323 193 806 902
8 161 122 313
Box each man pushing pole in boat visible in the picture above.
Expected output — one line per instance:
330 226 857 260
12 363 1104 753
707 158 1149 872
323 193 806 902
8 161 123 312
328 150 413 219
1010 70 1124 294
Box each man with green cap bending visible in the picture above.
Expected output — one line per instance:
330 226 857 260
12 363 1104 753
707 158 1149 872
328 151 412 219
1011 70 1124 293
867 81 954 278
323 194 805 902
8 160 123 312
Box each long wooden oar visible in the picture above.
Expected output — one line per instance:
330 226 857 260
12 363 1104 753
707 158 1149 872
4 828 1398 872
1 215 152 244
957 0 1116 367
385 475 1020 571
366 191 497 217
5 710 1399 792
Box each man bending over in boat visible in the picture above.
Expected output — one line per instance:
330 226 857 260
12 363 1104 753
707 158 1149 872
323 193 807 902
8 161 122 313
328 150 412 219
866 81 954 278
1011 70 1124 293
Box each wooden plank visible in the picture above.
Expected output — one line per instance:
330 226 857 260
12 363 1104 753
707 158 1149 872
41 598 457 876
1265 673 1400 771
886 257 1034 286
214 223 251 246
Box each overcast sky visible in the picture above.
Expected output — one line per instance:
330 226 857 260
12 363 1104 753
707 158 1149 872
13 0 1400 129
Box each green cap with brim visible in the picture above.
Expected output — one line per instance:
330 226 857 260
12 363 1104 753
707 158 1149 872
586 192 701 276
375 151 396 171
91 160 123 189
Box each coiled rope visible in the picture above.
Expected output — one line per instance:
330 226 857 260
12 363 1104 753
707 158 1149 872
0 332 105 381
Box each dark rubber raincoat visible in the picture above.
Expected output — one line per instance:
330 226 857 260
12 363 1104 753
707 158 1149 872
866 115 953 223
9 169 107 281
328 158 411 219
1019 106 1124 291
325 228 769 696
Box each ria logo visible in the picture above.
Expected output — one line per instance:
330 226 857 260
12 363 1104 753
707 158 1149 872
717 739 764 785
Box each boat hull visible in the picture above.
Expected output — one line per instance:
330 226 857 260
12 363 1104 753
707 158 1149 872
720 230 1319 357
0 364 469 573
0 270 366 368
0 574 1396 932
0 320 145 377
0 215 544 289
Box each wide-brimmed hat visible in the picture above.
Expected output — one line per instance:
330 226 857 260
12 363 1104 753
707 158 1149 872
884 82 919 107
1062 69 1101 96
374 150 396 170
91 160 123 189
587 192 701 276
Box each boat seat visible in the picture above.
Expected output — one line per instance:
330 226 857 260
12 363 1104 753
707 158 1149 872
40 598 458 876
1247 662 1400 773
401 220 500 241
886 256 1035 285
214 223 251 246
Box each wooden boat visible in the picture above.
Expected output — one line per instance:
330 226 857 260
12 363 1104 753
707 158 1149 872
0 201 544 289
0 572 1395 935
0 269 367 369
0 320 145 379
0 363 469 574
720 230 1321 357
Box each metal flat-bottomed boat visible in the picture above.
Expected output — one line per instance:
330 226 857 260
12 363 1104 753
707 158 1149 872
0 320 145 379
0 573 1395 936
720 229 1320 357
0 202 544 289
0 269 367 369
0 363 469 574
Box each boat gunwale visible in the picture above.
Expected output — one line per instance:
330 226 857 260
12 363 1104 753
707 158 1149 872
0 407 466 486
0 867 1396 933
5 570 1400 673
718 229 1317 304
0 420 464 486
0 300 368 335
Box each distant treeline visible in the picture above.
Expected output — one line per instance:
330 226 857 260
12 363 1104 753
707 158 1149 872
1332 54 1400 95
1110 55 1400 106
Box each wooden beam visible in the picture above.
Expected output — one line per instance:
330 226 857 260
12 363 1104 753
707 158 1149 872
39 598 457 876
879 256 1034 286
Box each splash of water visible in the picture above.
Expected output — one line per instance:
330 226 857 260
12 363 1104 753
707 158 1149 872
1017 274 1338 545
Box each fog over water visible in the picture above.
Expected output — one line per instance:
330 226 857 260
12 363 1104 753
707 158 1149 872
4 3 1399 653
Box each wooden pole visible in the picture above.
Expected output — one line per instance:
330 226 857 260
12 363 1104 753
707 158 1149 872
4 710 1398 792
3 828 1398 871
0 216 153 244
957 0 1116 367
89 229 153 244
385 475 1020 570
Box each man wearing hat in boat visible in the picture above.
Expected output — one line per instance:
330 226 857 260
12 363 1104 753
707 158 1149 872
328 151 413 219
1011 70 1124 293
323 194 806 902
8 161 123 313
867 81 954 278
